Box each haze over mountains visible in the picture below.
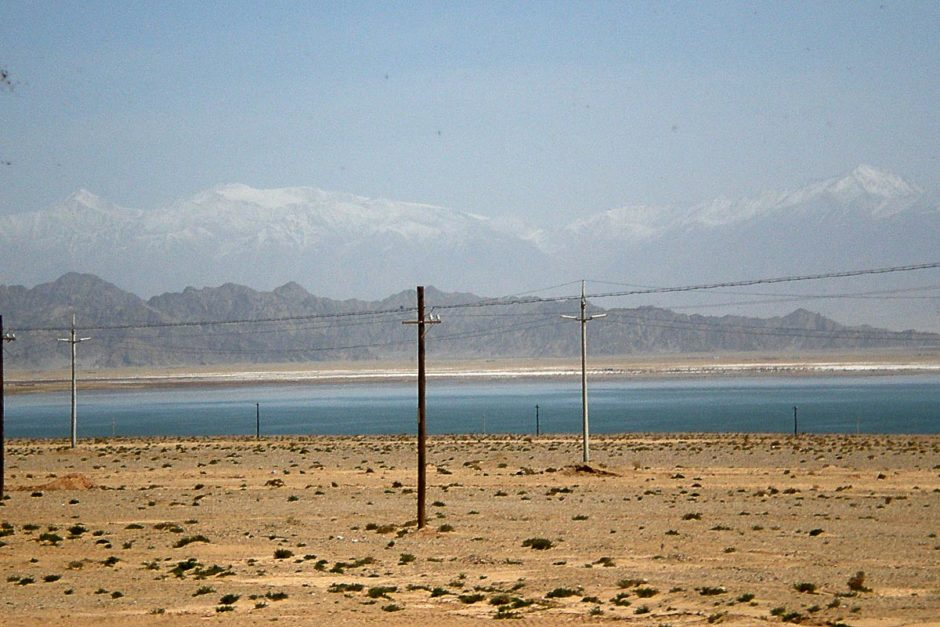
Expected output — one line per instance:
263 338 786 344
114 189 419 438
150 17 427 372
1 272 936 370
0 165 938 331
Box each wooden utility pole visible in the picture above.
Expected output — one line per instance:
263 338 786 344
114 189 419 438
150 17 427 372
403 286 440 529
256 403 260 439
793 406 798 436
58 314 90 449
562 281 605 463
1 315 16 499
535 404 540 436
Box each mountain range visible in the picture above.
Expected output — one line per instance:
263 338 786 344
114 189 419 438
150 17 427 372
0 165 938 331
1 273 935 370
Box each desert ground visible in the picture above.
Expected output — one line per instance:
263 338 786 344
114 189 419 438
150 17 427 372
0 433 937 625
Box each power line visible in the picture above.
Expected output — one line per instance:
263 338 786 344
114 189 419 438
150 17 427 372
602 310 940 343
5 261 940 335
83 310 940 359
98 314 406 340
431 261 940 312
496 279 585 298
13 301 939 359
682 284 940 301
108 317 567 356
111 336 413 356
586 262 940 300
656 292 940 313
12 306 416 334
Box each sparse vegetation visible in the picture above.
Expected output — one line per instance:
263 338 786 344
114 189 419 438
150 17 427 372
367 586 397 599
328 582 364 593
610 591 631 607
174 535 209 548
38 532 63 545
848 571 871 592
458 592 485 604
0 433 933 624
545 587 579 598
522 537 553 550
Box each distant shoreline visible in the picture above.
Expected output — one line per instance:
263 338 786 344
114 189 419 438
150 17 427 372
7 352 940 394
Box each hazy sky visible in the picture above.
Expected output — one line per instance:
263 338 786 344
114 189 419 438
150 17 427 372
2 1 938 225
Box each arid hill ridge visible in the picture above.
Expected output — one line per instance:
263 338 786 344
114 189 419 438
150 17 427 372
0 273 935 370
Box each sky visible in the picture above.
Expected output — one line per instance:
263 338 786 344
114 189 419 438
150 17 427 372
2 1 939 226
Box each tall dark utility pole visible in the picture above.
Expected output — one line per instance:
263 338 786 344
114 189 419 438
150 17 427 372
58 314 90 449
402 286 440 529
562 281 605 463
1 315 16 499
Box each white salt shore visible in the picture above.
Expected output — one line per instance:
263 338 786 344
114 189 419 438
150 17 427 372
9 358 940 392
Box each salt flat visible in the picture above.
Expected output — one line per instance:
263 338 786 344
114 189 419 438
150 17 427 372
8 350 940 393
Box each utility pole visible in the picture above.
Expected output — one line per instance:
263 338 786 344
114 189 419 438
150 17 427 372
535 404 540 436
256 403 260 439
1 315 16 499
562 281 605 463
58 314 90 449
793 406 798 436
402 286 440 529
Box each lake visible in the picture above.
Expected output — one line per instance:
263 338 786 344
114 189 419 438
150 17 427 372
4 375 939 439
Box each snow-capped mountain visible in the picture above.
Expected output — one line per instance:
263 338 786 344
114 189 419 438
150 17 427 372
548 166 939 330
556 165 926 243
0 165 937 330
0 183 552 299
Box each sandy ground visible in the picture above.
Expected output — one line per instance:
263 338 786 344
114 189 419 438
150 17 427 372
0 433 938 625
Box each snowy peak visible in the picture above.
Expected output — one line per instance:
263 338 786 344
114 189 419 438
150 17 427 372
685 165 925 227
173 183 488 239
837 164 921 199
57 188 137 219
775 165 922 218
67 188 106 208
564 204 673 240
196 183 336 211
213 183 306 207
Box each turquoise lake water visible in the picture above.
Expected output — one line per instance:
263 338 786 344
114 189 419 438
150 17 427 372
4 376 939 439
